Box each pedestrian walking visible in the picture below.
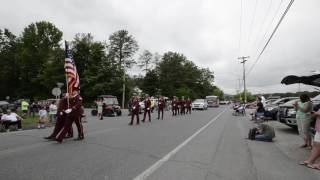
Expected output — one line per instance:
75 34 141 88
142 95 151 122
180 96 186 115
44 96 73 140
56 89 84 143
186 97 192 114
129 96 140 125
172 96 178 116
157 96 165 120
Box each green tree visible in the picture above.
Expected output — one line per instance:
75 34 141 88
141 69 159 96
138 50 153 73
107 30 139 108
0 29 20 99
18 21 63 98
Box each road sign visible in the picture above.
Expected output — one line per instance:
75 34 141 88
52 88 61 97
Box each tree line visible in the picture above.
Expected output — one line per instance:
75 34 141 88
0 21 223 106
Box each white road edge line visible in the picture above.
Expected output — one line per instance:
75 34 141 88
133 108 227 180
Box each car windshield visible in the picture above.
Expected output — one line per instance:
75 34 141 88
282 99 297 106
104 98 118 105
194 99 204 103
312 94 320 104
271 97 297 105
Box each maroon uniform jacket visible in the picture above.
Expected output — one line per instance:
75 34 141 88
144 99 151 111
186 100 192 107
172 99 178 109
158 99 165 109
180 100 186 107
68 95 83 118
131 100 140 113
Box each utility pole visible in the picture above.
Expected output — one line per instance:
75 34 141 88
238 78 242 101
238 56 249 103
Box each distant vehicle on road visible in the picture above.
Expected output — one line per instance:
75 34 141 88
205 95 219 107
219 101 229 105
92 95 122 117
192 99 208 110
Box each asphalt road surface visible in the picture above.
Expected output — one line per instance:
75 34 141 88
1 107 320 180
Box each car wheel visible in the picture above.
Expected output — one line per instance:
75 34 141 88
117 110 122 116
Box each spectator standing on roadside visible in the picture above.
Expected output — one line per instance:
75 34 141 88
38 106 47 129
254 97 265 121
21 100 29 117
31 102 39 117
299 109 320 169
49 101 57 124
96 98 103 120
293 94 313 148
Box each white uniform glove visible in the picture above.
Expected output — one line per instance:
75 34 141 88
65 109 72 114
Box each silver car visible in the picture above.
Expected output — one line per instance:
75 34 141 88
192 99 208 110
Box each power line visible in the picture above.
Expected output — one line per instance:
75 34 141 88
246 0 295 76
244 0 258 55
249 0 273 56
252 0 284 59
238 0 243 56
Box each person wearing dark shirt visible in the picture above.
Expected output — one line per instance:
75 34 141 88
255 97 265 120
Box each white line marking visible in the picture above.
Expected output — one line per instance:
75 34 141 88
133 108 227 180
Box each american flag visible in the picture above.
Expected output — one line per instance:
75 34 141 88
64 41 80 94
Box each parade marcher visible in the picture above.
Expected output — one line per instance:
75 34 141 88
157 96 165 120
44 96 73 140
129 96 140 125
172 96 178 116
56 89 84 143
180 96 186 115
142 95 151 122
186 97 192 114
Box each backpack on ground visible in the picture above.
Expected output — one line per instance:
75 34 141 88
248 128 257 140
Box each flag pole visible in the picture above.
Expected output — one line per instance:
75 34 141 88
65 40 70 109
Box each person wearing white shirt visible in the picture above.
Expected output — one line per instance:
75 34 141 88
38 106 47 129
49 101 57 124
0 109 23 131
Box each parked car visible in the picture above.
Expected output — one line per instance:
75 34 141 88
91 95 122 117
277 99 298 128
278 95 320 128
264 97 298 120
192 99 208 110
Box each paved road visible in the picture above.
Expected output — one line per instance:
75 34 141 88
0 107 319 180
